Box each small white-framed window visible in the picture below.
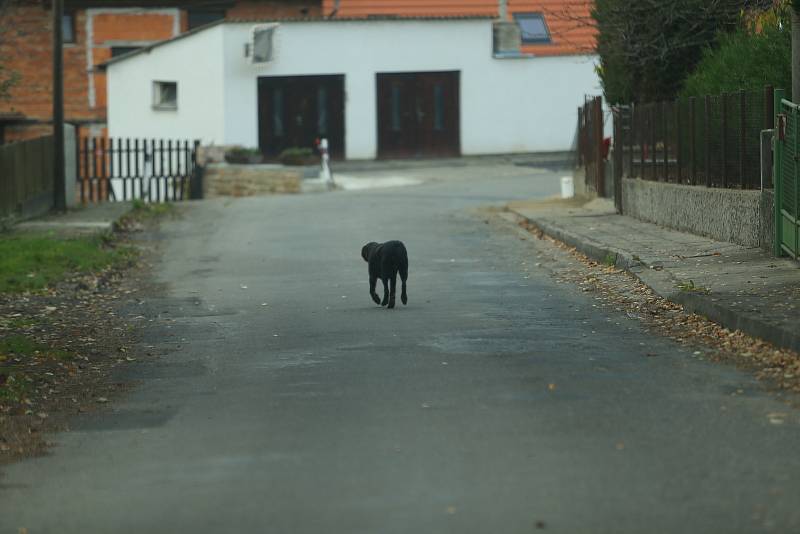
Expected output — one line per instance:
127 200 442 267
152 81 178 110
62 12 76 44
514 13 551 44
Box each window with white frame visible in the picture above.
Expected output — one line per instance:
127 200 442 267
153 81 177 110
62 12 76 44
513 13 551 44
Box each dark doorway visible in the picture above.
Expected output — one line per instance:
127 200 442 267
376 71 460 159
257 75 345 159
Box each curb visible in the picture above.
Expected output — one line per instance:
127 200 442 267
511 210 800 354
11 203 134 237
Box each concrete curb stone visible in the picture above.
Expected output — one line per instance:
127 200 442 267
10 202 134 237
510 208 800 354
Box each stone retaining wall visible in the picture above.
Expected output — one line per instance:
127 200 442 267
203 163 301 197
622 178 774 251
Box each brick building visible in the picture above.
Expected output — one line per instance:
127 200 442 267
0 0 320 144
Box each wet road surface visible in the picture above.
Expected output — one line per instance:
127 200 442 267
2 165 800 533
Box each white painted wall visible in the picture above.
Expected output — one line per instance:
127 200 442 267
107 24 226 143
108 19 602 159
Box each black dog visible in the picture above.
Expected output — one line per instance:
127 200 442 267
361 241 408 309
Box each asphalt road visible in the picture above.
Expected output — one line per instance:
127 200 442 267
2 164 800 533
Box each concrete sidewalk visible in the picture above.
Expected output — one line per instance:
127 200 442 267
11 202 132 236
508 197 800 353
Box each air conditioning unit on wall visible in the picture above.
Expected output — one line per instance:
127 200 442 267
245 24 278 64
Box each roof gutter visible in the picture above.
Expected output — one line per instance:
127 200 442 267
96 18 226 70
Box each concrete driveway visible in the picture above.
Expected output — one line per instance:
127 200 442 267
2 162 800 533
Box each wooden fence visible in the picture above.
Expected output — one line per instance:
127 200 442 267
0 136 54 220
577 96 606 196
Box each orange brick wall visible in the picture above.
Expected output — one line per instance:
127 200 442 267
89 10 179 126
91 13 177 43
0 4 91 141
320 0 595 56
0 2 179 143
0 1 323 143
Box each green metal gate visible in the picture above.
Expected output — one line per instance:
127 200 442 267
774 89 799 259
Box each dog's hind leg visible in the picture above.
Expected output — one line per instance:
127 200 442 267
381 278 389 306
399 265 408 305
388 271 397 309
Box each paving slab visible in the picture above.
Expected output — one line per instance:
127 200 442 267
508 197 800 353
11 202 132 236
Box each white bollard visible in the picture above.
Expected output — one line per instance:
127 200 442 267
560 176 574 199
318 138 333 184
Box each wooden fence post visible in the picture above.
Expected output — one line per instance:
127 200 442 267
651 104 657 180
740 90 746 188
689 97 696 185
765 85 775 130
663 101 669 181
629 103 635 178
721 93 728 188
577 107 583 167
593 96 605 195
704 95 711 187
676 100 682 183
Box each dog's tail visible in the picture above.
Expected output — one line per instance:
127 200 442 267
398 257 408 306
398 243 408 281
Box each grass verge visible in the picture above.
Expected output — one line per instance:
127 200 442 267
123 199 175 222
0 335 74 403
1 203 172 461
0 233 134 293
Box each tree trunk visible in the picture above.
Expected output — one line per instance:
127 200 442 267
793 8 800 101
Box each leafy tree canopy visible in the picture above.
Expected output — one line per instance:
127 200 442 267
681 3 791 98
593 0 774 104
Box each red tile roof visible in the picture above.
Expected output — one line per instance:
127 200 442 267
321 0 596 56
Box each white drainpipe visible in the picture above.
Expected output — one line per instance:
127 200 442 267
329 0 340 18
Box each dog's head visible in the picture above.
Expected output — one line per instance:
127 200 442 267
361 242 378 262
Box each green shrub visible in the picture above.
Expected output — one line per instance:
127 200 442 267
278 147 317 166
593 0 741 104
225 146 263 164
681 24 790 98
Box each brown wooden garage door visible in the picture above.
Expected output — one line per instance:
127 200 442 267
257 75 345 159
377 71 460 159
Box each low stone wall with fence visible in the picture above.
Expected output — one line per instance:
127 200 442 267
610 85 780 253
622 178 774 250
203 163 301 198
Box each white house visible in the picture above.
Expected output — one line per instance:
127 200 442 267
105 16 601 160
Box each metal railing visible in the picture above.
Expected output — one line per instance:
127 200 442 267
617 86 776 190
774 90 799 259
78 137 200 203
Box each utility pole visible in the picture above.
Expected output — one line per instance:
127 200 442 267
53 0 66 211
